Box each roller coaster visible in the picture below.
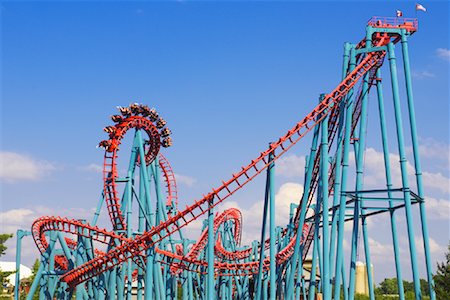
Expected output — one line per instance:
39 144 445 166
14 17 436 300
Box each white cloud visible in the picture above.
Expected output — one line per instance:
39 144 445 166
351 147 450 195
415 236 445 256
275 154 306 178
0 206 101 267
0 209 34 233
369 238 392 258
422 171 449 194
424 197 450 220
0 152 55 183
412 70 435 79
174 173 197 187
214 182 304 245
416 138 450 167
436 48 450 62
78 163 103 173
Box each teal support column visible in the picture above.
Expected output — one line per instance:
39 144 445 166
341 257 348 300
28 230 58 300
109 267 117 299
329 40 351 281
137 174 145 300
76 226 86 299
400 31 436 300
255 161 272 299
308 204 320 300
286 96 322 300
134 132 155 300
14 230 30 300
349 27 376 300
126 175 133 300
356 67 375 300
387 41 421 300
375 68 405 300
263 276 269 300
207 195 215 299
91 192 105 226
26 261 44 300
320 96 331 300
334 43 356 300
182 239 190 300
268 150 276 300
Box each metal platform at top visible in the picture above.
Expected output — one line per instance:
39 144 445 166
368 16 418 33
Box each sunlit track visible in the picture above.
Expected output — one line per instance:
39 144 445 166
23 17 435 300
158 153 179 209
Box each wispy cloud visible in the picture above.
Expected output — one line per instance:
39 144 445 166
425 197 450 220
78 163 103 174
0 206 99 266
349 147 450 195
412 70 435 79
417 137 450 164
174 173 197 187
214 182 304 245
0 152 56 183
275 154 306 178
436 48 450 62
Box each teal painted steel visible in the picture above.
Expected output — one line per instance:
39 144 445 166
400 31 436 300
19 18 436 300
269 151 276 300
14 230 30 300
320 96 331 300
255 160 272 299
207 196 215 299
375 68 405 300
333 43 356 300
387 41 422 300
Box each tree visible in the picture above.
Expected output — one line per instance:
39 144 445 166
433 243 450 300
376 278 399 294
0 234 14 295
0 234 12 257
375 277 430 299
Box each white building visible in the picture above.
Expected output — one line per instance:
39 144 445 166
0 261 32 287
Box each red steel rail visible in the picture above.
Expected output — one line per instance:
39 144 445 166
58 43 387 287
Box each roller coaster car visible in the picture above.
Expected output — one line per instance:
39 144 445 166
162 137 173 148
103 126 116 134
161 128 171 137
130 103 142 115
111 115 123 123
98 140 110 149
118 106 131 117
140 105 151 117
148 108 159 121
156 118 167 129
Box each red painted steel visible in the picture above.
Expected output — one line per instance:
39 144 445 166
32 25 409 288
57 47 387 288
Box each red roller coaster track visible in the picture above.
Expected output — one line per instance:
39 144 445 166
31 21 417 289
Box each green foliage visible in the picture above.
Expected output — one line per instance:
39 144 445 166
376 277 399 294
0 234 12 257
375 277 431 297
420 278 430 296
354 294 369 300
0 234 15 290
433 243 450 300
29 260 40 300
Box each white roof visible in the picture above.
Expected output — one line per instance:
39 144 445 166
0 261 32 287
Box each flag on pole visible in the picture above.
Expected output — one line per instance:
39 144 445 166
396 10 403 17
416 3 427 12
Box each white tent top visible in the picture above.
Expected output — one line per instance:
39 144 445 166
0 261 32 287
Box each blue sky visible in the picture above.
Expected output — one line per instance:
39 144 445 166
1 1 449 284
